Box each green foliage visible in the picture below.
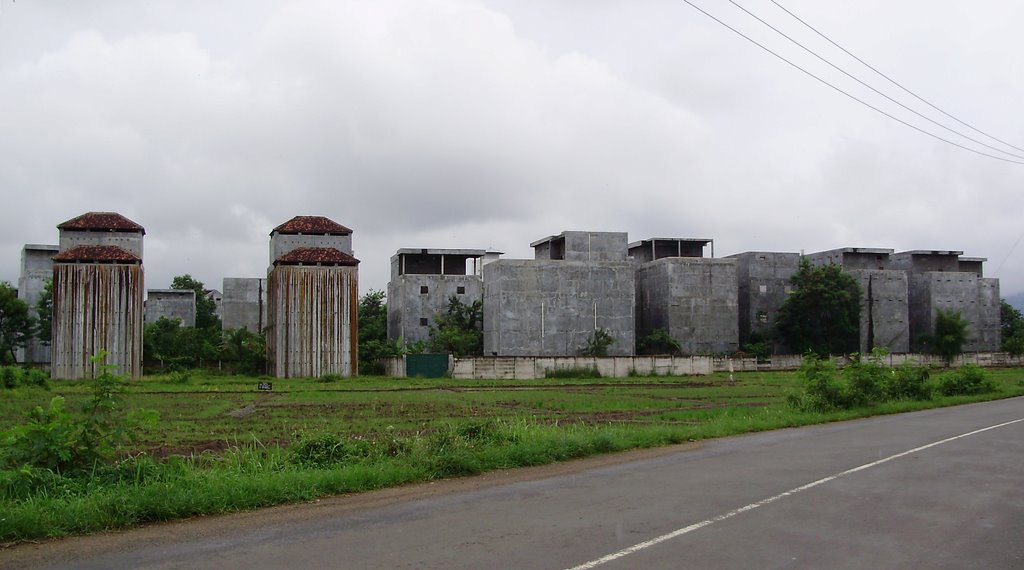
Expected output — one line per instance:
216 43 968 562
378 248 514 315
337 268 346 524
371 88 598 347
427 296 483 357
885 361 932 401
579 328 615 357
637 329 682 355
774 259 861 357
792 353 848 411
0 281 34 364
1000 300 1024 356
0 366 50 390
919 309 969 364
740 332 773 361
357 289 403 374
937 365 997 396
288 434 372 468
1 354 158 473
170 274 221 331
35 278 52 345
545 366 602 379
219 327 267 376
319 373 343 383
843 351 887 407
790 350 934 411
143 317 220 370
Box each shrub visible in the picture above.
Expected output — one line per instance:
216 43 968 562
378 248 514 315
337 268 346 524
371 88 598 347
843 351 887 407
884 361 932 400
637 329 682 355
579 328 615 357
796 354 848 411
937 365 997 396
319 373 343 383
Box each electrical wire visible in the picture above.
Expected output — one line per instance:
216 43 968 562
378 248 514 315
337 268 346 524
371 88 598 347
680 0 1024 165
726 0 1024 161
769 0 1024 156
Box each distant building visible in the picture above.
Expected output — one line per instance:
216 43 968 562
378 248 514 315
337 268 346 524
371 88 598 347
145 289 197 327
266 216 359 378
727 251 801 353
387 249 497 344
483 231 635 356
16 244 58 364
51 212 144 379
631 238 738 354
221 278 266 333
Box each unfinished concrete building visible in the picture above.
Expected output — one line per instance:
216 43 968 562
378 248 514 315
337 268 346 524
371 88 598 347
144 289 197 326
387 249 498 344
221 277 266 333
631 238 738 354
727 251 801 353
16 244 58 364
891 251 1000 352
51 212 145 379
266 216 359 378
483 231 634 357
806 248 910 354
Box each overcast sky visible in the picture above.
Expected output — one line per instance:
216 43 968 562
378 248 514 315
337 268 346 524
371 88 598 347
2 0 1022 298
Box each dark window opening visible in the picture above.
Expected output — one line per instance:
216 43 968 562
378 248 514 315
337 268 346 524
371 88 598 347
420 286 428 294
419 318 429 326
457 286 466 294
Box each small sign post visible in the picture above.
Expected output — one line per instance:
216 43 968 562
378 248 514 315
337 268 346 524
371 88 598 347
258 382 273 392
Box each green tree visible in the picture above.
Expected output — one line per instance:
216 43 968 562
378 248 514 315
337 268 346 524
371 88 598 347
427 296 483 357
1000 300 1024 355
0 281 34 364
171 274 221 331
921 309 969 365
35 278 53 345
357 290 402 374
636 329 682 355
774 259 862 357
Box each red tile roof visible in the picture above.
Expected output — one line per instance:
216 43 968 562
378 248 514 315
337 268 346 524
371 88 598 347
52 245 142 263
58 212 145 234
274 247 359 266
271 216 352 236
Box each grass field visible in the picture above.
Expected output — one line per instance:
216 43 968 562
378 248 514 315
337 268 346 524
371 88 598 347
2 367 1023 543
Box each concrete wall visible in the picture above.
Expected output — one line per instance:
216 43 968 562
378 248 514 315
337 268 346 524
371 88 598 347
728 252 800 350
144 289 196 327
387 274 483 344
849 269 910 353
635 257 738 354
222 277 266 333
977 278 1001 351
807 248 892 271
267 265 358 378
51 263 144 379
59 230 143 258
533 231 628 262
891 251 960 273
483 259 635 356
17 244 58 364
270 233 352 262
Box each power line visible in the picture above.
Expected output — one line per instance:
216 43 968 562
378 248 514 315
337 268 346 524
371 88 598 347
725 0 1024 161
679 0 1024 165
769 0 1024 156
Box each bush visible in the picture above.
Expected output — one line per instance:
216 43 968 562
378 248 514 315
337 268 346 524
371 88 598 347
796 354 848 411
579 328 615 357
843 351 887 407
288 434 372 468
884 361 932 400
637 329 682 355
937 365 997 396
0 366 50 390
319 373 343 384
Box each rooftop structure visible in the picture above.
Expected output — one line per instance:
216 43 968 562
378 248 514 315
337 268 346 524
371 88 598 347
628 238 713 263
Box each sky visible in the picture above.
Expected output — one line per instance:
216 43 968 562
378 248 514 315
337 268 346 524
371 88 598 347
2 0 1023 298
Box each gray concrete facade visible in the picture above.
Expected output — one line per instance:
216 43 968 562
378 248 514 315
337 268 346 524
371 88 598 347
387 249 488 344
531 231 628 262
728 251 800 351
628 237 712 263
635 257 738 354
17 244 58 364
145 289 197 326
807 248 910 354
221 278 266 333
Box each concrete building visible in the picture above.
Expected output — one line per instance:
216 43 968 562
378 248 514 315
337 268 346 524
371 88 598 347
631 238 738 354
266 216 359 378
51 212 144 379
483 231 634 357
891 251 1000 352
387 249 497 344
16 244 58 364
221 278 266 333
144 289 196 326
728 251 801 352
807 248 910 354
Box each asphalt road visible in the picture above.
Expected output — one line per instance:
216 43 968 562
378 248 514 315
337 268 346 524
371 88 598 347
5 397 1023 569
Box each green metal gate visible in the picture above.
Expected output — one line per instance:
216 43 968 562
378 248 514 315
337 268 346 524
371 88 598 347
406 354 449 378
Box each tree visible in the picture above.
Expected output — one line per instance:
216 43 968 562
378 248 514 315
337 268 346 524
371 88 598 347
579 328 615 357
774 259 862 356
35 278 52 345
1000 300 1024 355
357 289 402 374
921 309 969 365
0 282 34 364
427 296 483 357
170 274 221 330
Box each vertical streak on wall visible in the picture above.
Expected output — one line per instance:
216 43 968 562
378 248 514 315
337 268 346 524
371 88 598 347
52 264 143 379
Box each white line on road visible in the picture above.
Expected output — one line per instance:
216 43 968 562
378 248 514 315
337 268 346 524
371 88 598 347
566 416 1024 570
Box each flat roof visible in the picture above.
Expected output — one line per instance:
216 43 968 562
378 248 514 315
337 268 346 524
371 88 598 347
959 257 988 263
628 237 713 249
394 248 488 257
23 244 59 252
894 250 964 257
809 247 894 256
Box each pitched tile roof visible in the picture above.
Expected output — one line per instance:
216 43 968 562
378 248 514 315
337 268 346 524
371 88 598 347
52 245 142 263
57 212 145 234
274 247 359 266
271 216 352 236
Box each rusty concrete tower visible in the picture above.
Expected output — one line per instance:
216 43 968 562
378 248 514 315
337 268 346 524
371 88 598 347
51 212 145 379
266 216 359 378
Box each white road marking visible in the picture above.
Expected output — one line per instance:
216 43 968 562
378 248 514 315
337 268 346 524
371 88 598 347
566 416 1024 570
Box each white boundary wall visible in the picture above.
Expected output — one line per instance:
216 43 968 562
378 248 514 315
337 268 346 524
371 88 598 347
379 353 1024 379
